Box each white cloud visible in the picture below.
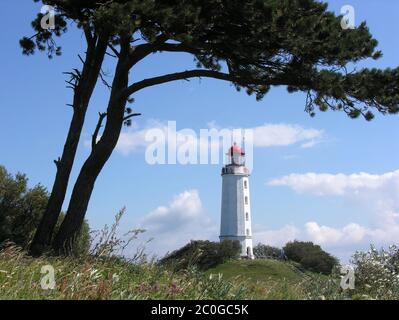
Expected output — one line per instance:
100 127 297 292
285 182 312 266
253 222 368 250
116 120 165 155
268 170 399 196
304 222 367 245
115 120 220 156
138 190 217 257
141 190 203 232
111 120 324 156
130 170 399 261
253 225 301 247
266 170 399 250
251 124 323 148
300 140 319 149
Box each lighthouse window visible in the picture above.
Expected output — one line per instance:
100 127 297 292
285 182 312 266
245 196 248 205
244 180 247 189
246 212 249 221
246 229 250 236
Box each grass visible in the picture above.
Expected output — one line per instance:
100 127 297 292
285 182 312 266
1 208 394 300
206 259 312 299
207 259 304 283
0 245 336 300
0 245 248 300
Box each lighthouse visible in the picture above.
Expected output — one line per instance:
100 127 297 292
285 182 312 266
220 142 254 259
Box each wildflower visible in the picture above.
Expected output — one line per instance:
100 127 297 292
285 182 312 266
169 282 180 295
138 283 148 293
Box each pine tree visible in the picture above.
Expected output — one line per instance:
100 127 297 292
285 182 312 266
22 0 399 254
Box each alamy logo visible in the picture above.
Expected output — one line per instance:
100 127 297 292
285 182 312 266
40 265 56 290
144 121 254 170
341 5 356 30
40 5 55 30
340 265 355 290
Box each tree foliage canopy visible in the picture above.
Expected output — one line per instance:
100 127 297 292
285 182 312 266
0 166 48 247
159 240 241 271
253 243 284 260
22 0 399 120
283 240 338 275
0 166 90 254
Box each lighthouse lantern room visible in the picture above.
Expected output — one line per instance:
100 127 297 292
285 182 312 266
220 142 254 259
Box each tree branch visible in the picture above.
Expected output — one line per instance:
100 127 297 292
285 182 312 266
128 34 169 67
92 112 107 150
99 69 112 90
123 70 235 97
54 157 61 168
123 113 141 122
108 44 120 58
157 43 200 56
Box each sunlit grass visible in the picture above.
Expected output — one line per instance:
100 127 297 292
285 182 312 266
0 245 248 300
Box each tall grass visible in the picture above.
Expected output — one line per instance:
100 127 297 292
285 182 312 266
0 208 248 300
0 243 252 300
1 208 397 300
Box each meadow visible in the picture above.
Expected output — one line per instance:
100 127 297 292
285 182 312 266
0 244 344 300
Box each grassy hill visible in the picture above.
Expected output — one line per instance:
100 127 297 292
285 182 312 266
206 259 314 299
207 259 305 282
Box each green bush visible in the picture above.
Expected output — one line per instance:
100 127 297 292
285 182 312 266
253 243 284 260
159 240 241 271
0 166 48 247
283 241 338 275
0 165 90 255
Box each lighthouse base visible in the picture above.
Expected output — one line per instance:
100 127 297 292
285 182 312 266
220 236 255 259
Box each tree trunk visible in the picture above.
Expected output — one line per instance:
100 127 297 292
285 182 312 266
29 34 109 256
52 41 130 255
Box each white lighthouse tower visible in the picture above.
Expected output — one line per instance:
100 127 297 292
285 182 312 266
220 142 254 259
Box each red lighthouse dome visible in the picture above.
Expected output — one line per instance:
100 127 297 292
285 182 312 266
229 142 245 156
226 142 245 166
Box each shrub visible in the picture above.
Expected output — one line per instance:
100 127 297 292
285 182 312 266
0 166 47 247
159 240 241 271
253 243 284 260
283 241 338 275
0 165 90 255
304 245 399 300
351 245 399 299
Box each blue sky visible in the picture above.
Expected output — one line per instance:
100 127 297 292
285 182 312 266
0 1 398 262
